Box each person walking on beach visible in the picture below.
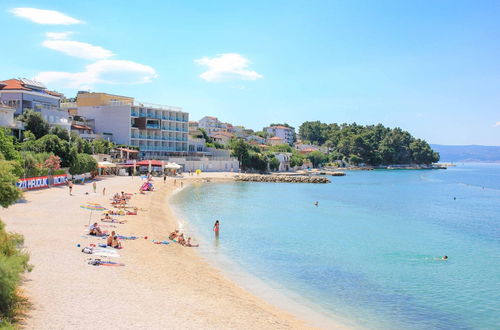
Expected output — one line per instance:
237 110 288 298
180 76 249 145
163 174 167 183
181 181 184 188
68 180 73 196
213 220 220 237
103 187 106 196
93 181 97 193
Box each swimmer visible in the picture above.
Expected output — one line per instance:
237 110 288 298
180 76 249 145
314 201 319 207
442 255 448 260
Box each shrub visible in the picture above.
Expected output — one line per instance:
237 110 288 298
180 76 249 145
0 220 31 323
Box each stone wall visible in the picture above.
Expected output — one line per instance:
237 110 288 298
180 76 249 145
235 174 330 183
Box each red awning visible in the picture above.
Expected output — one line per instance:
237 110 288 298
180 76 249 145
136 160 163 166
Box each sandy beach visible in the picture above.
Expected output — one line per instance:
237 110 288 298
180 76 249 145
0 173 337 329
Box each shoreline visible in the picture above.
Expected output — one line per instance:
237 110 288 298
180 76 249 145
0 173 349 329
169 181 353 329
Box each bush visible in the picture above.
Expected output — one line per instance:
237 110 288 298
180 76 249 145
0 220 31 323
69 154 97 175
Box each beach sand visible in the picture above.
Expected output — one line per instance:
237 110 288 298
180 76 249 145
0 173 341 329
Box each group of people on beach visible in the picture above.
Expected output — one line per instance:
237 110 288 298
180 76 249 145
169 230 199 247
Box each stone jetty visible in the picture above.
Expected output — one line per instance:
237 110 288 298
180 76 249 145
235 174 331 183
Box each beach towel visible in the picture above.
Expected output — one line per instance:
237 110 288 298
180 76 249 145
153 240 170 245
117 235 139 240
88 259 124 266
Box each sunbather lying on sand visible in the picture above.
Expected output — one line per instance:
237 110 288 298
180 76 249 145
101 213 113 221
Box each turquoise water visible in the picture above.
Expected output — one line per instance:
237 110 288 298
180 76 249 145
171 164 500 329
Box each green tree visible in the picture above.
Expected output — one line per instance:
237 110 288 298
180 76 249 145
269 144 292 153
0 128 21 162
49 126 70 141
231 139 250 169
307 151 328 168
19 110 50 139
69 153 97 175
0 160 22 208
268 156 280 171
299 121 329 145
290 153 304 167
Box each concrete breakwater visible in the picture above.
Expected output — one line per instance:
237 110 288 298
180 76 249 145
235 174 331 183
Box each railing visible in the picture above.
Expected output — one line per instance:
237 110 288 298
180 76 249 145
133 101 183 113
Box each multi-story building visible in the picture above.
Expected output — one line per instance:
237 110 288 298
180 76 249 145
76 91 134 107
0 78 70 130
198 116 228 134
74 93 188 159
0 101 23 138
264 125 295 145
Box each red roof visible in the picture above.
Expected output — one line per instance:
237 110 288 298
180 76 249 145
136 160 163 166
0 79 30 91
269 125 293 130
268 136 283 140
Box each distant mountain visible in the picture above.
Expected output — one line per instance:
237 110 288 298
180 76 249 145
430 144 500 163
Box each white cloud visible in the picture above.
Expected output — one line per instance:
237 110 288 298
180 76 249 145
42 39 114 60
195 53 263 82
494 122 500 128
45 31 73 40
34 60 158 89
10 8 82 25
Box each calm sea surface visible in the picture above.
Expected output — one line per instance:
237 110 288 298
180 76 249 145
171 163 500 329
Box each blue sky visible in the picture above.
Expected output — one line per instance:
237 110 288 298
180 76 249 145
1 1 499 145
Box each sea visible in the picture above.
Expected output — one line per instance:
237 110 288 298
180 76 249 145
171 163 500 329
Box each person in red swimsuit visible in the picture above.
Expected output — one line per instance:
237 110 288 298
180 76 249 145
213 220 220 237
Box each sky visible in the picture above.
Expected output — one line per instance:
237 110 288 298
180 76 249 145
1 0 499 145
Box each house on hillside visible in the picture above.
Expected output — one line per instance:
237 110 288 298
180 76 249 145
264 125 295 145
267 136 284 146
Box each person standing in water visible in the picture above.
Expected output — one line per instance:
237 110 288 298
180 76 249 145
213 220 220 237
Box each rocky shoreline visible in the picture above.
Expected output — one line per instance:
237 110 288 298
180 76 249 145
235 174 331 183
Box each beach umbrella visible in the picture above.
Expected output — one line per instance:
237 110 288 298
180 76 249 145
80 202 107 226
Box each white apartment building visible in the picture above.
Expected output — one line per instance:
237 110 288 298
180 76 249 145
77 102 189 159
198 116 228 134
264 125 295 145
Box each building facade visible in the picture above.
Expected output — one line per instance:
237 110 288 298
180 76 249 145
198 116 228 134
0 78 70 130
264 125 295 145
76 96 188 159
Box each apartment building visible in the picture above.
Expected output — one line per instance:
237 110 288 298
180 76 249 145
264 125 295 145
75 93 188 159
0 78 70 130
198 116 228 134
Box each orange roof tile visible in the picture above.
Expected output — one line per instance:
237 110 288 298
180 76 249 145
0 79 31 91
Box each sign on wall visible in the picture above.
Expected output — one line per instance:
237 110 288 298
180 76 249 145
16 176 49 190
52 174 68 186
